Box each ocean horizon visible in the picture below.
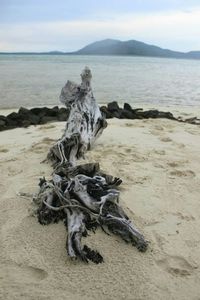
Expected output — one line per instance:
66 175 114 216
0 54 200 109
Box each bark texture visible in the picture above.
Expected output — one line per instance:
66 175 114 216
48 67 107 167
35 67 148 263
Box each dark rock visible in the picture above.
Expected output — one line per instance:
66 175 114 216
48 106 59 117
100 106 113 119
112 108 123 119
0 115 7 123
18 107 31 115
40 116 58 124
30 107 51 117
28 114 40 125
0 102 195 132
30 107 44 115
107 101 120 112
18 107 40 126
0 116 7 131
21 120 32 127
120 109 135 119
123 103 133 111
58 113 68 121
59 107 68 114
6 112 22 127
133 108 143 113
7 112 20 120
157 111 175 119
141 110 159 118
58 107 70 121
0 119 6 126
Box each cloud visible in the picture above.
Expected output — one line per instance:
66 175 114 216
1 8 200 52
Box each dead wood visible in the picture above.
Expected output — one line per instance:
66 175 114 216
35 67 148 264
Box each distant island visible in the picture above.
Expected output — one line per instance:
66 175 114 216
1 38 200 59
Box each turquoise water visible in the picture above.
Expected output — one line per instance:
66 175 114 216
0 54 200 108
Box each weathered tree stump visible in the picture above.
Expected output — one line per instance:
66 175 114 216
48 67 107 167
35 67 148 263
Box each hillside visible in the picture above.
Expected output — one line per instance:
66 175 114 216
1 39 200 59
74 39 200 59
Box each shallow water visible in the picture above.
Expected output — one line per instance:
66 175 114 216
0 54 200 108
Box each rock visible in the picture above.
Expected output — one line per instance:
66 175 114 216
133 108 143 113
40 116 58 124
58 107 69 121
140 110 159 119
6 112 22 128
123 103 133 111
107 101 120 112
0 116 7 131
0 100 196 132
7 112 19 120
18 107 31 115
120 109 135 119
30 107 51 117
100 106 113 119
18 107 40 126
48 106 59 117
28 114 40 125
158 111 175 119
112 108 123 119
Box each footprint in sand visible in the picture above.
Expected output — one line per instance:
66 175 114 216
160 137 172 142
38 124 56 130
30 138 56 153
169 169 195 178
0 147 9 153
153 149 166 155
149 125 164 137
173 212 195 221
7 166 23 176
154 125 164 131
152 231 167 250
41 137 56 144
171 141 186 149
185 239 200 248
124 147 133 153
133 176 151 185
0 262 48 282
156 255 197 277
125 122 145 128
153 162 165 169
130 153 148 162
186 129 200 136
167 160 188 168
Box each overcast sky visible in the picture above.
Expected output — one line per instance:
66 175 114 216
1 0 200 52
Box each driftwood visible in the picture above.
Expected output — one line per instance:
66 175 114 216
48 67 107 167
35 67 148 263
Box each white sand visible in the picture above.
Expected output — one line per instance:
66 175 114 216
0 112 200 300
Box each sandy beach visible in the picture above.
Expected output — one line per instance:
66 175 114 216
0 109 200 300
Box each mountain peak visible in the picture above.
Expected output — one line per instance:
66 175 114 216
74 38 200 59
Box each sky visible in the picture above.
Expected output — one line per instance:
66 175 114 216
1 0 200 52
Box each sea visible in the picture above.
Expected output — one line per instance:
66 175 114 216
0 54 200 109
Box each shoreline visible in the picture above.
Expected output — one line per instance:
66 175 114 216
0 102 200 117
